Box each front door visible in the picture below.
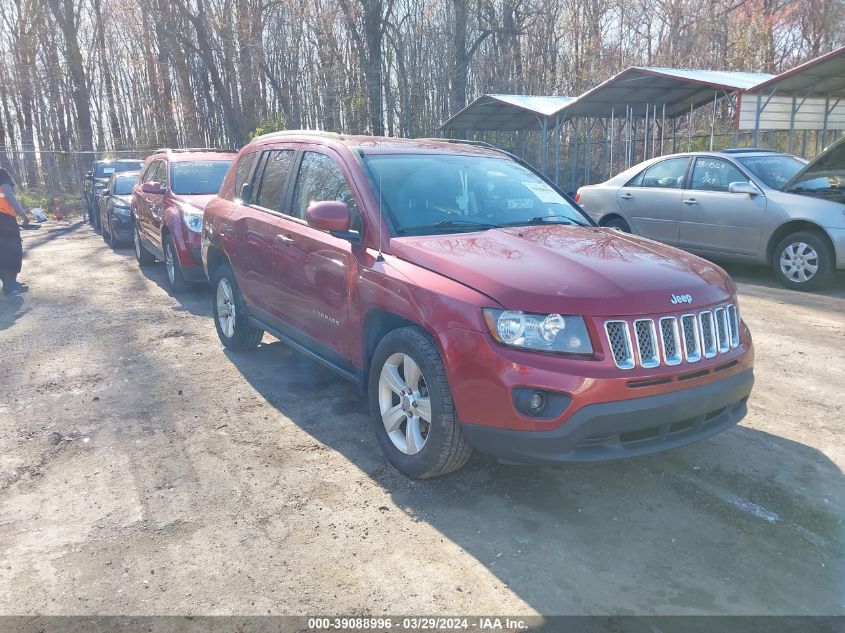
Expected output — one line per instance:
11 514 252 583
678 157 767 256
616 156 690 245
273 149 361 360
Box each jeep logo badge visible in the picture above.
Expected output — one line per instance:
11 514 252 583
670 293 693 305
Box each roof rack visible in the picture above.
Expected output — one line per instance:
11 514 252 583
251 130 345 142
720 148 782 154
417 137 498 150
151 147 239 154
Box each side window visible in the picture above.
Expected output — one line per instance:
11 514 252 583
690 158 748 192
234 151 259 202
290 152 361 231
142 161 160 183
254 150 295 212
630 158 690 189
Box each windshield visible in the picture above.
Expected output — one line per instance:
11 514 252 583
362 153 591 235
113 175 137 195
736 155 805 189
170 160 232 195
95 162 143 178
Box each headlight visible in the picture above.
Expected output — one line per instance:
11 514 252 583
483 309 593 354
183 211 203 232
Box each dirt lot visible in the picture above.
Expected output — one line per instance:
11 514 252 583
1 221 843 616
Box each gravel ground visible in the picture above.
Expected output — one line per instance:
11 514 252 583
0 221 843 616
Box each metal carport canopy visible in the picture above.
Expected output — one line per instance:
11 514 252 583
439 94 575 131
748 46 845 96
559 67 773 118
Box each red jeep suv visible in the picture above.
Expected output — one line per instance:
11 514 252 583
132 149 235 291
202 132 754 478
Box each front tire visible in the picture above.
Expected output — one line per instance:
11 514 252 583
368 327 472 478
164 234 188 293
772 231 834 291
211 264 263 351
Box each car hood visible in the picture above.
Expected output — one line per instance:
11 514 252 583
113 194 132 206
390 226 733 316
171 194 217 211
782 136 845 191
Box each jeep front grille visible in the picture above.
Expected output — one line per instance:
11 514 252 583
604 304 740 370
604 321 635 369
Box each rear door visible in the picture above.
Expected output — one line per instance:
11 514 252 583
272 148 362 359
678 157 766 256
227 146 298 317
616 157 690 245
136 160 163 244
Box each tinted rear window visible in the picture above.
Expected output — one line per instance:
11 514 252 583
170 160 233 195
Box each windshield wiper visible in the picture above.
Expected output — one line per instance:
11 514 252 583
500 215 589 227
399 220 498 234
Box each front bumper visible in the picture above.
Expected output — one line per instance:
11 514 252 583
462 369 753 463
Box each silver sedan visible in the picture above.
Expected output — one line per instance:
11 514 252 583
576 143 845 290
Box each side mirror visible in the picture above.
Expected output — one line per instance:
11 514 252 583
239 182 252 203
306 200 351 233
728 181 760 196
142 181 165 195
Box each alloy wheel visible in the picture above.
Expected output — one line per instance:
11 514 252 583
165 242 176 285
216 278 236 339
780 241 819 283
378 352 432 455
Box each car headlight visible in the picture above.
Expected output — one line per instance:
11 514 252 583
483 309 593 354
183 211 203 233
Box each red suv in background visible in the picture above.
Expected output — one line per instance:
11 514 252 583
202 132 754 479
132 149 235 291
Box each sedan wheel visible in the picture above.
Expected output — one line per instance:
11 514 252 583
773 231 834 291
779 241 819 284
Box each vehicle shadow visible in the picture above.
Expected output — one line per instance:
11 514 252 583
224 341 845 616
109 246 211 317
20 220 85 253
711 261 845 316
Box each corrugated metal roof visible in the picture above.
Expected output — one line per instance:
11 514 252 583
439 94 575 131
747 46 845 96
560 67 774 118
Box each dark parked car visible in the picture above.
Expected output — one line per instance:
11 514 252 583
132 149 235 291
83 159 144 226
202 132 755 479
99 171 139 246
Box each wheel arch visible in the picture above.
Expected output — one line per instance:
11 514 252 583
766 220 835 265
599 212 627 226
361 309 433 389
204 244 231 281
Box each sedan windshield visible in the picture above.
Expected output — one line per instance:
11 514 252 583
171 160 233 195
736 155 805 189
362 153 591 235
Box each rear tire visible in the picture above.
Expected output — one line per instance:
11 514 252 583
134 226 156 267
602 216 631 232
102 217 112 245
211 264 263 351
772 231 834 291
368 326 472 479
164 234 188 293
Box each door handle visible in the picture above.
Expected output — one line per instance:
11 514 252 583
620 192 633 200
683 198 699 206
221 225 234 237
275 234 295 246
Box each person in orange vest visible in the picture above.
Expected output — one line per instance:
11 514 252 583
0 167 30 294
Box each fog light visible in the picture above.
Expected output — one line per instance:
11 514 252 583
527 391 546 412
